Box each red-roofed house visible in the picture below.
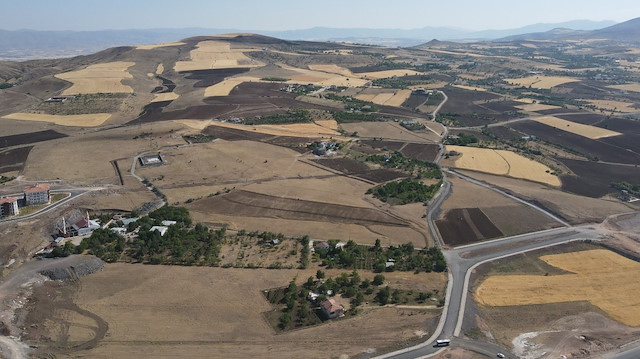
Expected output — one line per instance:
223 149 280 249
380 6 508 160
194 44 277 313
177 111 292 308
0 197 19 218
24 183 50 205
320 298 345 319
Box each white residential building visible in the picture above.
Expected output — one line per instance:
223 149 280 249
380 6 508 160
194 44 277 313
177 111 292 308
0 197 19 217
24 183 50 205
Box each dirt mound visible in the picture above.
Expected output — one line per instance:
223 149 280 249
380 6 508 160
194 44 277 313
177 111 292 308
39 256 104 281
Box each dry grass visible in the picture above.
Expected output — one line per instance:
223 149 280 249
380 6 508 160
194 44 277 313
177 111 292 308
174 40 263 72
67 264 442 358
173 119 215 130
135 41 185 50
475 249 640 326
532 116 621 139
608 83 640 93
445 145 561 186
203 76 264 97
150 92 179 103
55 61 135 95
2 112 112 127
504 75 579 89
277 63 369 87
203 121 343 138
581 99 638 113
515 103 561 112
155 63 164 75
307 64 354 77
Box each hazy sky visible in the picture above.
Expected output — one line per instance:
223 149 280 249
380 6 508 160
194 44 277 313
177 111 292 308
5 0 640 31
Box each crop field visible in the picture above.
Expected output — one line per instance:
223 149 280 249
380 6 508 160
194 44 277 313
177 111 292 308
508 121 640 164
475 249 640 326
150 92 179 103
581 99 639 113
443 145 561 186
400 143 440 162
435 208 503 246
559 158 640 197
358 69 424 79
514 103 561 112
451 84 486 92
190 190 406 227
26 264 443 359
307 64 354 76
2 112 112 127
0 130 67 149
456 170 632 224
0 146 32 174
174 40 264 72
277 63 369 87
532 116 621 139
311 157 405 183
55 61 135 95
360 139 406 151
504 75 580 89
608 83 640 92
341 122 439 142
184 68 251 88
135 41 185 50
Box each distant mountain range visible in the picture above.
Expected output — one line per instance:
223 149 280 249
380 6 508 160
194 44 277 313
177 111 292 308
0 19 623 60
499 17 640 43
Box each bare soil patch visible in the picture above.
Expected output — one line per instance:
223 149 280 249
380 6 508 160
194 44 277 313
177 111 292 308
0 130 67 149
559 158 640 198
436 208 503 246
312 157 405 184
0 146 32 174
400 143 440 162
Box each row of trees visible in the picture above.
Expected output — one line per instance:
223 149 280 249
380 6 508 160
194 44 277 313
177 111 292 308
367 178 441 204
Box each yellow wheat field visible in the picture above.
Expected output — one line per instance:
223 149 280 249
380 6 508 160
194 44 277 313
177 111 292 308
315 119 339 130
581 99 638 113
174 40 263 72
505 75 579 89
151 93 179 103
533 116 621 139
475 249 640 326
155 63 164 75
384 89 412 107
136 41 185 50
608 83 640 93
446 145 560 186
55 61 135 95
3 113 112 127
515 103 560 112
203 76 260 97
452 84 487 92
199 121 343 139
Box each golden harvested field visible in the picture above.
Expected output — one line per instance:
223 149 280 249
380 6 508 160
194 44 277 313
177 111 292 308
150 92 179 103
341 122 440 142
307 64 354 77
314 119 339 130
155 63 164 74
515 103 561 112
356 92 395 105
174 40 263 72
608 83 640 92
533 116 621 139
475 249 640 326
2 112 111 127
173 119 215 130
504 75 580 89
64 264 442 359
444 145 561 186
384 89 412 107
451 84 486 92
275 63 370 87
135 41 185 50
204 77 253 96
581 99 638 113
456 170 632 224
55 61 135 95
358 69 424 79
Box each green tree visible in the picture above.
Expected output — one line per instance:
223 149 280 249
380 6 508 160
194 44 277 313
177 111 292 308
375 286 391 305
373 274 385 286
316 270 325 280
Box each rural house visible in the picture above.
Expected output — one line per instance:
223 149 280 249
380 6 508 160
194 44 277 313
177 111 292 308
320 298 345 319
0 197 19 218
24 183 50 205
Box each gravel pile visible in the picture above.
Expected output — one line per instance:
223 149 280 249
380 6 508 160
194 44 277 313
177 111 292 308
39 256 105 281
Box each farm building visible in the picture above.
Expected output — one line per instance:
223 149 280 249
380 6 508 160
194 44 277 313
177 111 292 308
150 226 168 236
320 298 345 319
139 154 164 166
0 197 19 217
24 183 50 205
72 217 101 236
314 241 330 250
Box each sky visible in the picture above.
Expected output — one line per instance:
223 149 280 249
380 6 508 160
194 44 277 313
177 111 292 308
4 0 640 31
